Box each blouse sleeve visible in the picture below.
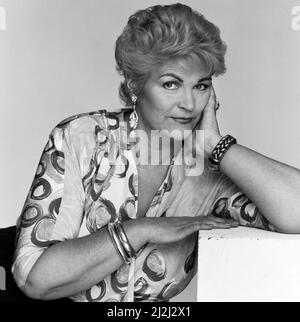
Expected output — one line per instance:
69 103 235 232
209 173 276 231
12 123 86 288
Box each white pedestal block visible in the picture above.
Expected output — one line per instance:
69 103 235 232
197 227 300 301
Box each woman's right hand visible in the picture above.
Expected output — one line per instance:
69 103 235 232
139 215 239 244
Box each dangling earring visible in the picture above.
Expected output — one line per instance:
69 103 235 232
129 93 138 139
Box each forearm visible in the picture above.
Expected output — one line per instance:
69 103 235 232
24 219 147 300
219 143 300 233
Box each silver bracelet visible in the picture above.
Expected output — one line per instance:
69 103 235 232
114 221 136 261
108 223 131 264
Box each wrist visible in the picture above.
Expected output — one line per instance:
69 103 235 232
122 218 150 248
204 132 222 157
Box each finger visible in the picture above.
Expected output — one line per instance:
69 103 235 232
216 219 239 226
198 87 221 134
203 220 238 229
199 216 236 225
207 214 239 223
199 224 213 230
205 216 233 223
216 221 239 228
178 223 203 238
182 221 211 231
205 87 217 111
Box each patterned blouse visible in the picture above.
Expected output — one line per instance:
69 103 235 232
12 109 275 302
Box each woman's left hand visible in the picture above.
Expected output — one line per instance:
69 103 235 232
197 86 222 157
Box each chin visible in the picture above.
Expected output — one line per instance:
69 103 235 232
160 127 194 142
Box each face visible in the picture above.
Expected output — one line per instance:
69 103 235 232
136 55 213 141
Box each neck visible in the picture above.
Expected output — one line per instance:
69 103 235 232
124 109 183 166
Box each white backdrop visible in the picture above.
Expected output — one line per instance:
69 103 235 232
0 0 300 301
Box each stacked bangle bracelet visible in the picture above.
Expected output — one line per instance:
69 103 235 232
108 221 136 264
114 221 136 259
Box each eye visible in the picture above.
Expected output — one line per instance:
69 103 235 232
194 83 211 91
163 81 179 90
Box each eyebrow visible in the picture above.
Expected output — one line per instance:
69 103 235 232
159 73 212 82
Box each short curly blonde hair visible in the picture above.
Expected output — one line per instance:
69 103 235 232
115 3 227 107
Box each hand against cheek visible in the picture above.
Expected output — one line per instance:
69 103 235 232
198 87 222 157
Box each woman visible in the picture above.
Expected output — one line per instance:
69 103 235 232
12 4 300 302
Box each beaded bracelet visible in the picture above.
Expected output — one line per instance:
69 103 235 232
208 134 237 171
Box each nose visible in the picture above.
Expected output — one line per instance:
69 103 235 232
179 89 195 112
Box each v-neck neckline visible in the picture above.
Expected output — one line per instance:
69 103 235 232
131 155 174 218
